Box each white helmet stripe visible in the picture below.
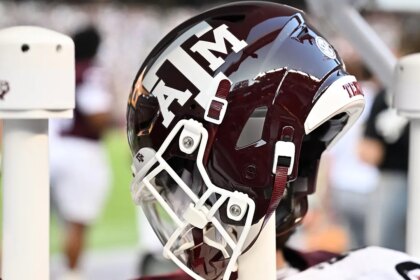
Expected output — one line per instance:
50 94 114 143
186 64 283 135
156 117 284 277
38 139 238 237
304 75 365 147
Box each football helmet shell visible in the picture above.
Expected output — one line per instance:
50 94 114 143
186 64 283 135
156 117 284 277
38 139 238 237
127 2 364 279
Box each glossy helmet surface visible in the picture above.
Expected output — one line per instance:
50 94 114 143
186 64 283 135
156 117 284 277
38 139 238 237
127 2 364 279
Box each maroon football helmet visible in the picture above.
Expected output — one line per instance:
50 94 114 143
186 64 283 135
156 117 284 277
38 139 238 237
127 2 364 280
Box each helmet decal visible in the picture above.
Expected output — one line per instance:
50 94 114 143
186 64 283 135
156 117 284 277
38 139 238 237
190 24 247 71
343 80 364 98
139 21 247 127
315 36 337 60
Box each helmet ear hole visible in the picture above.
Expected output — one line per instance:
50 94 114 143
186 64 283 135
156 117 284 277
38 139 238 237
236 106 268 149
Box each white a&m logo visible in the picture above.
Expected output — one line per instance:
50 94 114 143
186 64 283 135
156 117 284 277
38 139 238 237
0 80 10 100
141 22 247 127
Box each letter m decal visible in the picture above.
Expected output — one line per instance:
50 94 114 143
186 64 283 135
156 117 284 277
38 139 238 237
190 24 247 71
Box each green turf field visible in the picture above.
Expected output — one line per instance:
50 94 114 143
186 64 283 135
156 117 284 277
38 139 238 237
50 129 139 252
0 129 139 253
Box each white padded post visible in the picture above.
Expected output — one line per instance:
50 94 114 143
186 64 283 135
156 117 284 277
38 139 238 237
2 120 49 278
238 215 276 280
393 53 420 257
0 26 74 279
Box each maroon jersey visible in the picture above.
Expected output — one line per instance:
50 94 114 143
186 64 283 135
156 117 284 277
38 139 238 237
61 65 111 141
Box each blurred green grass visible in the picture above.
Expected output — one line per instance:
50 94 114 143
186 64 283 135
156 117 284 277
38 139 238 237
50 129 139 252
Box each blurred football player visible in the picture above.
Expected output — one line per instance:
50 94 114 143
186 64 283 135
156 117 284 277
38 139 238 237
50 25 112 280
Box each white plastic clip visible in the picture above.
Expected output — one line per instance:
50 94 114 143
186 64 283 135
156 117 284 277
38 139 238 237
272 141 295 175
227 191 249 221
179 120 202 154
183 203 209 229
204 96 228 125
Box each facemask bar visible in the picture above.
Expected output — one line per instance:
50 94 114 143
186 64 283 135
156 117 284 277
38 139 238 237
131 119 256 280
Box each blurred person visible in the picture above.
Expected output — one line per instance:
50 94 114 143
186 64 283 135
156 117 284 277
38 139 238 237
359 20 420 252
50 25 112 280
327 62 380 249
360 87 408 251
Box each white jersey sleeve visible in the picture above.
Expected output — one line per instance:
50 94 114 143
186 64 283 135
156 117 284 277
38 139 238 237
285 247 420 280
77 66 112 115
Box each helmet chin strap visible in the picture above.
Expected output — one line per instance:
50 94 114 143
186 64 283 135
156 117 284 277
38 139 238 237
266 126 295 225
241 126 295 255
267 166 289 224
131 119 255 280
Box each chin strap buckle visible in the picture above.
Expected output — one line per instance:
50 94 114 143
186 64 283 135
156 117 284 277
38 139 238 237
272 125 296 175
264 127 296 226
204 79 231 125
272 141 295 175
